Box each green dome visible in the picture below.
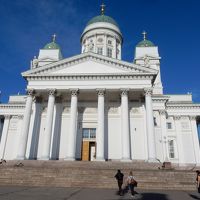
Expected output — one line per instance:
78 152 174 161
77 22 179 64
43 41 61 49
136 39 155 47
87 15 119 27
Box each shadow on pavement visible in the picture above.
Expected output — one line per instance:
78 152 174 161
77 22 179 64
189 194 200 200
140 193 168 200
115 192 168 200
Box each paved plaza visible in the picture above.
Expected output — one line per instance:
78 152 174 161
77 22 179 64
0 186 199 200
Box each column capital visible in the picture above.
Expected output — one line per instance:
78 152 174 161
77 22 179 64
159 110 167 116
17 115 24 120
144 88 153 96
4 115 10 120
120 89 129 96
26 89 35 96
70 89 79 97
174 115 181 120
96 89 105 96
34 96 43 103
48 89 56 96
189 115 197 121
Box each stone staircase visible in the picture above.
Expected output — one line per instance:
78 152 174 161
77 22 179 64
0 160 197 190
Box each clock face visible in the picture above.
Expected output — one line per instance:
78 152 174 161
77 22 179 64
98 38 103 43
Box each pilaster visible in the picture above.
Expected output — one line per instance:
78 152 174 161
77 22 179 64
144 88 156 162
0 115 11 159
174 116 184 164
189 116 200 165
41 89 56 160
65 89 79 160
96 89 105 161
120 89 131 161
17 89 34 160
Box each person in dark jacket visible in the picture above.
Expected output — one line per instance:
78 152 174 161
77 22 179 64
196 170 200 193
114 169 124 195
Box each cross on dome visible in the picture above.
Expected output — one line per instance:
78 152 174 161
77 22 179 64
100 3 105 15
52 33 56 42
142 31 147 41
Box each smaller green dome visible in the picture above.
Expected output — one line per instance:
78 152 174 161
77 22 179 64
44 41 60 49
87 15 119 27
136 39 155 47
43 34 61 50
136 31 155 47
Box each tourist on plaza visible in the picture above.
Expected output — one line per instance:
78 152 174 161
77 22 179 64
126 170 137 197
196 170 200 193
114 169 124 195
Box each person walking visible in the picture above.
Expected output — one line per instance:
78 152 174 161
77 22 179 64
114 169 124 195
196 170 200 193
126 170 137 197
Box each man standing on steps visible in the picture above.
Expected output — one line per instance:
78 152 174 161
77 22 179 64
114 169 124 196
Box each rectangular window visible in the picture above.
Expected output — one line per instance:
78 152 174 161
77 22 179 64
82 128 96 139
168 140 175 158
107 48 112 58
108 40 112 45
153 117 157 126
83 129 89 138
97 47 103 55
167 122 172 129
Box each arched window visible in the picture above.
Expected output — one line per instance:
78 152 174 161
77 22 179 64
168 140 175 158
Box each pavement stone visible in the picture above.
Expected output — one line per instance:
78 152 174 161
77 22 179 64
0 186 199 200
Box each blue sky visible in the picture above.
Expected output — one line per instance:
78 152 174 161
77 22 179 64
0 0 200 103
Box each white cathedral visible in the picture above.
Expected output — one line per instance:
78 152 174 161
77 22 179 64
0 5 200 165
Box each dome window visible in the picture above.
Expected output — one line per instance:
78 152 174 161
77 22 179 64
97 47 103 55
108 40 112 45
107 48 112 58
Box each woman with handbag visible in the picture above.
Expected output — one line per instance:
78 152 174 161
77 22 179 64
126 171 137 197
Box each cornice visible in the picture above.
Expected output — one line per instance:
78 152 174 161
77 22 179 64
167 103 200 109
22 52 157 77
0 104 25 109
26 74 155 81
152 95 170 103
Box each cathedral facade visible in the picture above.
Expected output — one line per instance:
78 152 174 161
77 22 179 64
0 6 200 165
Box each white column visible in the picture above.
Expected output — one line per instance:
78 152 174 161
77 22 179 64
96 89 105 161
103 33 107 56
113 36 117 59
190 116 200 165
17 89 34 159
0 115 11 159
121 89 131 161
159 110 169 162
42 89 56 160
118 43 122 60
65 89 78 160
145 88 156 161
174 116 184 164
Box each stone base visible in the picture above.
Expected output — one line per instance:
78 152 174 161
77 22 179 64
16 156 25 160
121 158 132 162
95 157 105 162
64 157 75 161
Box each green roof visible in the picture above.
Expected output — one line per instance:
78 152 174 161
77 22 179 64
136 39 155 47
43 41 61 50
87 15 119 27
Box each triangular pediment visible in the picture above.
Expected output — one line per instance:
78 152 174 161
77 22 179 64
22 52 157 77
48 60 134 75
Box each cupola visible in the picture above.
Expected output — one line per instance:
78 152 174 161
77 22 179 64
31 34 63 68
81 4 123 59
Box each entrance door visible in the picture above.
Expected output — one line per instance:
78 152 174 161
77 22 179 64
81 128 96 161
89 142 96 161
